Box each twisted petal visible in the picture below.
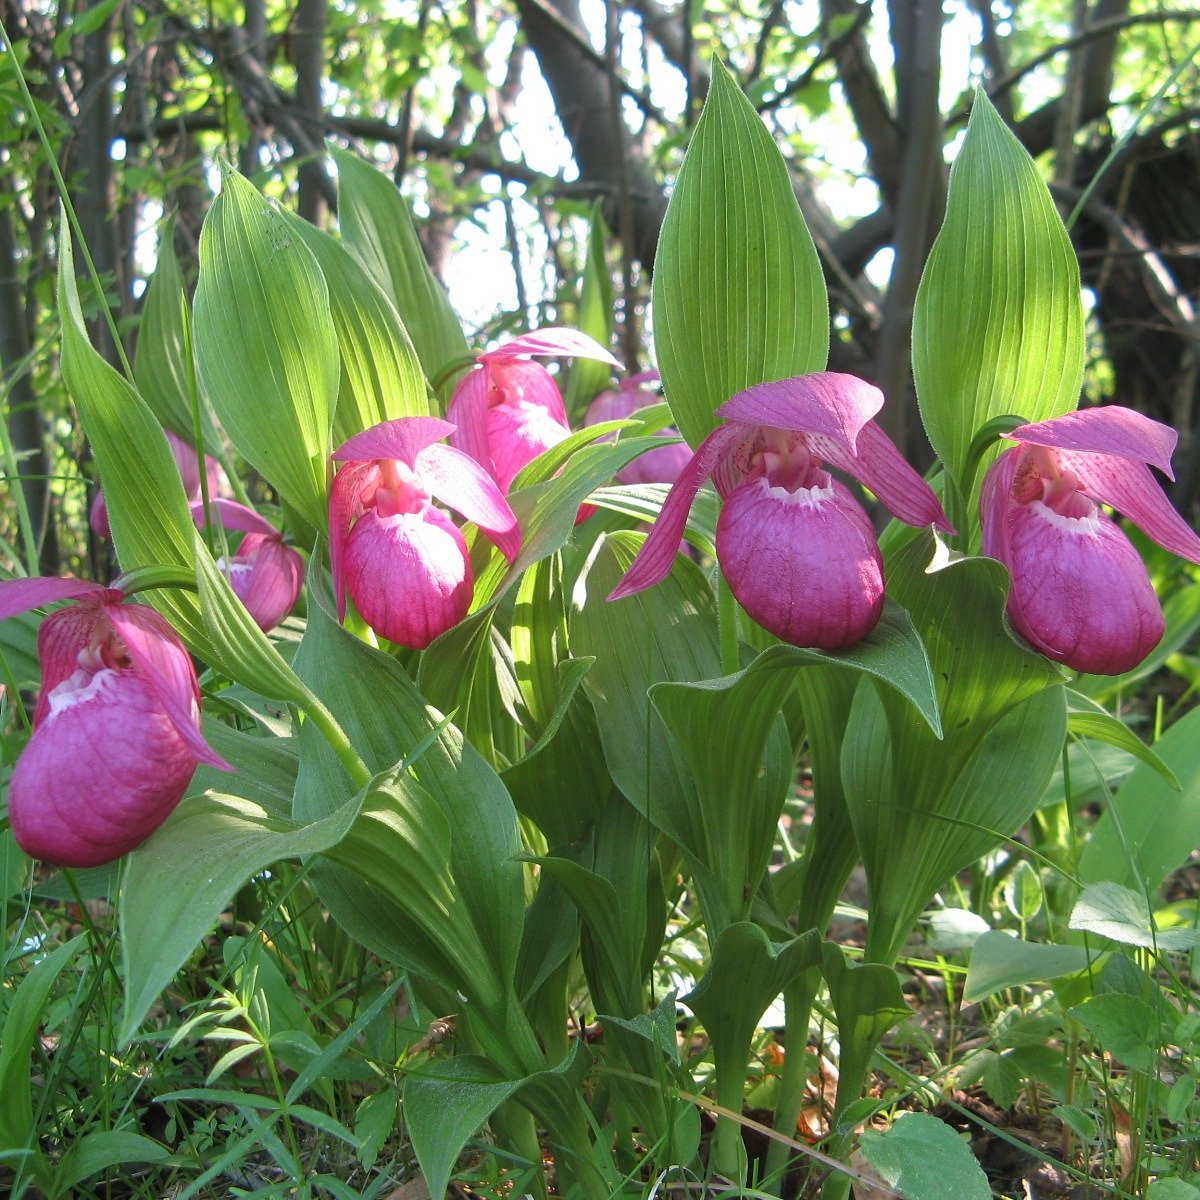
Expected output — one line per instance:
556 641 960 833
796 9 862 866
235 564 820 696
343 506 473 649
232 535 304 632
1004 500 1164 674
446 369 494 477
716 475 885 649
0 576 113 622
10 670 199 867
608 423 744 600
416 443 522 562
333 416 456 465
107 604 230 770
483 327 621 368
329 460 378 620
979 445 1023 565
190 498 280 537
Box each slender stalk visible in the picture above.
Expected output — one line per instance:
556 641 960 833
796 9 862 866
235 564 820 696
763 973 821 1190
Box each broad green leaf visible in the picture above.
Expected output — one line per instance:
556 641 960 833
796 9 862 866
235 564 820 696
1078 704 1200 893
1067 689 1178 787
1069 881 1200 952
1068 993 1158 1070
859 1112 991 1200
194 722 298 817
292 560 526 1007
0 935 83 1186
963 931 1099 1003
57 217 203 644
652 58 827 448
57 1130 169 1190
1003 860 1044 923
282 211 431 440
913 90 1084 494
564 204 616 422
332 147 469 390
1147 1179 1200 1200
844 531 1066 963
119 792 362 1044
133 219 221 453
193 170 337 529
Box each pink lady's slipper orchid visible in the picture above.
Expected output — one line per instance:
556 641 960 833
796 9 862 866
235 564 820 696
0 578 229 867
447 328 621 493
584 372 691 486
609 373 954 650
330 416 521 649
980 406 1200 675
91 429 232 540
190 500 303 633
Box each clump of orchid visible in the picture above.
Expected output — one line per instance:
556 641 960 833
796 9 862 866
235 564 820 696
0 578 228 867
610 372 954 649
329 416 521 649
447 327 620 492
981 405 1200 674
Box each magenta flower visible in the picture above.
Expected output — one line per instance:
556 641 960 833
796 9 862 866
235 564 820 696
447 328 621 493
609 373 954 650
91 429 231 540
584 372 691 486
980 406 1200 674
0 578 229 867
191 499 303 633
330 416 521 649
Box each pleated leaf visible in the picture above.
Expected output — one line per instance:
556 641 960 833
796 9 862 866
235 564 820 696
193 170 337 530
283 211 432 440
563 204 616 422
332 147 469 392
652 58 828 449
913 90 1084 492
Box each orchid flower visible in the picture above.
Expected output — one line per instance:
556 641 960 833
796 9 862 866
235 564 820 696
0 578 229 867
92 428 231 540
980 406 1200 675
330 416 521 649
609 373 954 650
190 499 303 633
584 372 691 486
447 328 621 493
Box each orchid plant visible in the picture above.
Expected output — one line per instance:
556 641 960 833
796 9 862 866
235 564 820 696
4 63 1200 1200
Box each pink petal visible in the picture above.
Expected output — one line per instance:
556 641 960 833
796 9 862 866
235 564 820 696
717 373 885 457
1003 499 1164 675
0 577 113 622
484 381 572 492
617 438 692 487
608 423 744 600
233 536 304 632
107 604 231 770
344 506 473 649
488 359 571 431
624 370 661 388
329 461 376 620
1011 406 1177 476
90 491 112 540
813 420 956 533
33 604 109 727
446 369 495 477
483 326 622 368
333 416 456 465
167 429 204 498
416 443 522 563
190 498 280 537
9 669 199 867
1047 452 1200 564
980 446 1023 565
717 475 885 649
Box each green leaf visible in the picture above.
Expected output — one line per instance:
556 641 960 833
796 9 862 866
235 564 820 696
1067 690 1178 788
57 1130 169 1190
859 1112 991 1200
332 148 469 390
69 0 123 39
119 792 363 1044
133 218 221 452
913 90 1084 495
564 204 615 422
1069 881 1200 952
193 170 337 530
1146 1181 1200 1200
282 211 431 440
0 935 84 1186
963 931 1099 1003
1004 860 1044 923
1068 992 1158 1070
1078 704 1200 893
651 58 827 449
